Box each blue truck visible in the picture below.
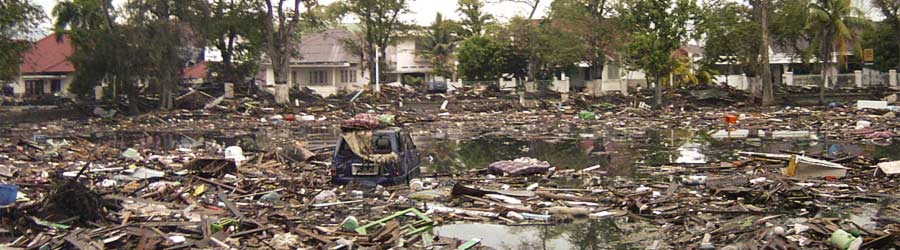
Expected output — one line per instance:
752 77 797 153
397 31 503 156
331 127 422 185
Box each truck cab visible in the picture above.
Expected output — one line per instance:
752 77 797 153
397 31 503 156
331 127 421 185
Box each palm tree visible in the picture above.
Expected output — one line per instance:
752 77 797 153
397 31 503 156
417 13 460 78
806 0 867 104
52 0 113 33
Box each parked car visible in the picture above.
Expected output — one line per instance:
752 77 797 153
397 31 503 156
426 80 447 93
331 127 421 185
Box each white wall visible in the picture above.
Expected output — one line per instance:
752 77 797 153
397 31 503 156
262 64 366 97
392 40 431 74
713 74 749 90
12 75 74 97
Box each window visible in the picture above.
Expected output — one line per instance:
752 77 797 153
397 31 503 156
25 80 44 96
51 80 62 93
372 135 393 154
291 71 298 85
340 70 357 83
309 71 327 85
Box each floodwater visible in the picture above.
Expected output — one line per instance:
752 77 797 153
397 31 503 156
70 126 899 249
75 127 900 176
434 218 658 250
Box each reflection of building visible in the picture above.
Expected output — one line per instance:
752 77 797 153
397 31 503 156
10 35 75 97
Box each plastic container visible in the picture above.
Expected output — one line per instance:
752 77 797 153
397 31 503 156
0 184 19 206
724 114 738 125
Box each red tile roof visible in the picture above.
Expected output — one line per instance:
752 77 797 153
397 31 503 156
19 35 75 74
182 61 208 79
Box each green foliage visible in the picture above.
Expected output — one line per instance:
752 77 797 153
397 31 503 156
771 0 812 61
196 0 267 84
55 0 203 110
343 0 411 84
401 75 424 86
619 0 697 79
620 0 697 104
457 36 514 81
696 0 760 74
547 0 618 68
417 13 460 78
457 0 493 37
870 0 900 69
806 0 867 66
0 0 45 81
861 21 899 71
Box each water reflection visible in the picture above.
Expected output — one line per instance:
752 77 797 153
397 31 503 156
420 136 605 174
435 218 654 250
419 130 900 177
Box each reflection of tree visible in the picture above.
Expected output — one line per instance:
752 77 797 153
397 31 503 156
506 224 567 250
423 139 465 173
529 139 598 169
565 219 634 250
456 137 526 169
870 141 900 160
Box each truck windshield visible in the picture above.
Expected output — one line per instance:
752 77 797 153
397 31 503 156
372 135 392 154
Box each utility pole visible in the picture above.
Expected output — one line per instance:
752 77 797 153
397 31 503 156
375 45 381 93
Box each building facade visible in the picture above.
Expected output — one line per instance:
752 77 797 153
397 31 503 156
9 35 75 97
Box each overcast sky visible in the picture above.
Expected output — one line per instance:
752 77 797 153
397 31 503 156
34 0 552 31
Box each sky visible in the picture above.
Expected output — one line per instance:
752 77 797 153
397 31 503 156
33 0 553 30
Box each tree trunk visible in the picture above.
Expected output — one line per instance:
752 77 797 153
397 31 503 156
159 79 173 110
758 0 774 106
126 78 139 115
819 37 830 105
654 73 662 106
274 63 289 105
379 45 388 83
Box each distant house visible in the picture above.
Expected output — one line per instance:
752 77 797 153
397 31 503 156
11 35 75 97
261 28 366 97
182 61 209 85
386 39 434 84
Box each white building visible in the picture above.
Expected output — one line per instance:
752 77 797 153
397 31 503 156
6 35 75 97
261 29 366 97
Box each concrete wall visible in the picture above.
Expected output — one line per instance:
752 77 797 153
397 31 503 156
393 40 431 75
713 74 750 90
262 64 366 97
12 74 74 97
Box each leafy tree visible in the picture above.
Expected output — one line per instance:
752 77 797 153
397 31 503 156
457 35 515 81
862 21 900 71
343 0 410 89
55 0 203 111
547 0 618 78
697 0 759 80
770 0 813 62
0 0 45 81
750 0 775 105
806 0 866 103
458 0 493 37
872 0 900 68
498 16 544 81
126 0 207 110
619 0 697 105
417 13 461 78
263 0 318 104
197 0 267 86
54 0 130 102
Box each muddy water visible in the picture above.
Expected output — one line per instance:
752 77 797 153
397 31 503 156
81 127 900 175
435 218 658 250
